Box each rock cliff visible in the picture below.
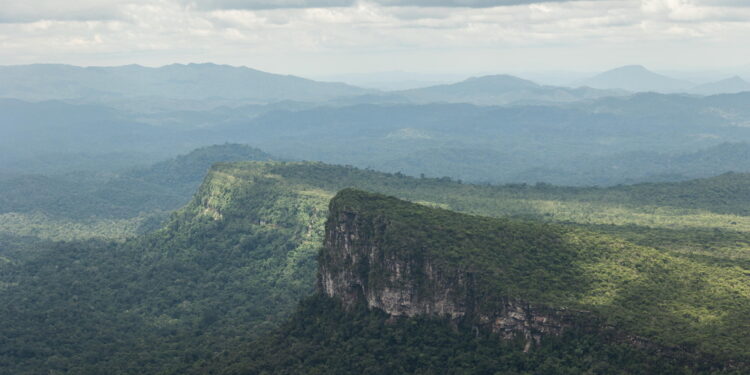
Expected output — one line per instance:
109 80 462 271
318 189 573 350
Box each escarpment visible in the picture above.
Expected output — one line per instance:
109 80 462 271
318 189 576 349
181 163 750 364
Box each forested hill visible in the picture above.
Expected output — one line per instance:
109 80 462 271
318 190 750 359
206 189 750 374
0 144 273 241
122 143 274 197
2 161 750 374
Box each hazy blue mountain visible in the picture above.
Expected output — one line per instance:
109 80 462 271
587 91 750 127
6 91 750 185
0 63 371 107
510 142 750 186
395 74 625 105
369 141 750 186
317 71 467 90
0 99 177 165
0 98 300 174
690 76 750 95
214 93 750 185
579 65 693 93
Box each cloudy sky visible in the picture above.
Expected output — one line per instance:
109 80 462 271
1 0 749 77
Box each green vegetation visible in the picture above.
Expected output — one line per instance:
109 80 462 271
0 165 327 374
2 160 750 373
124 143 273 197
0 211 149 241
271 163 750 231
0 144 272 241
327 189 750 361
5 63 750 374
200 295 737 375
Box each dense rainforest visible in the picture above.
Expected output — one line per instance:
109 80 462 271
2 155 750 374
3 58 750 375
0 144 272 241
200 295 737 375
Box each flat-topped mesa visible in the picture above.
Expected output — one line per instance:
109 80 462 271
318 189 574 349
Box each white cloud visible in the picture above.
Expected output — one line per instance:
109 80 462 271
0 0 591 23
0 0 147 22
0 0 748 74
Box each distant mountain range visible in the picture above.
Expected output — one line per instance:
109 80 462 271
575 65 750 95
317 71 467 91
5 91 750 185
3 64 748 112
577 65 693 93
690 76 750 95
4 62 750 186
0 63 629 108
0 63 371 107
392 74 625 105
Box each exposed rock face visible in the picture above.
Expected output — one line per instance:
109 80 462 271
318 202 572 350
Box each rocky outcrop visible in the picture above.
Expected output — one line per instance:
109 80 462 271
318 192 573 350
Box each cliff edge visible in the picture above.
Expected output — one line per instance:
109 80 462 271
318 189 575 349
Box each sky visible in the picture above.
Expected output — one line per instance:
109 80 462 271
1 0 749 78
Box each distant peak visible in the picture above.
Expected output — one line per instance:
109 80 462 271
462 74 538 86
609 65 651 73
467 74 525 80
591 65 663 79
726 75 748 82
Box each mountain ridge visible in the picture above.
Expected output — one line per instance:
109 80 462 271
578 65 693 93
691 75 750 95
395 74 624 105
0 63 372 104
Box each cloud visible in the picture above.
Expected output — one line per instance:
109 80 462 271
2 0 749 24
0 0 585 23
0 0 748 74
374 0 579 7
188 0 588 10
0 0 596 21
185 0 355 11
0 1 145 23
641 0 750 22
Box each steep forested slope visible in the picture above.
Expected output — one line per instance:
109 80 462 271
209 295 706 375
0 144 272 241
2 161 750 374
196 189 750 374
